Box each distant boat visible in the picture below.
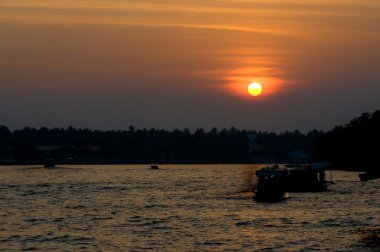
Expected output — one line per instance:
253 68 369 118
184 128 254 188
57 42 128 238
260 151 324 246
253 165 290 202
286 163 331 192
150 164 159 170
44 159 56 168
359 171 380 181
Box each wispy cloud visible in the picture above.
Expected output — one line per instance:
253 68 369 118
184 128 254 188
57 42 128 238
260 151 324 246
1 0 379 38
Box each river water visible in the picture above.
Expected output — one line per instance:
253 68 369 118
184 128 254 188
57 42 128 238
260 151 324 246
0 164 379 251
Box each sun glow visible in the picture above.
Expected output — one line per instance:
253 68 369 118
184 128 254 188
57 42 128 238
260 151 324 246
223 65 283 98
248 82 262 96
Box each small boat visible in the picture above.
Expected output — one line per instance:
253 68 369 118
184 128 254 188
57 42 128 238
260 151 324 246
254 165 290 202
359 171 380 181
286 163 331 192
44 159 56 168
150 164 159 169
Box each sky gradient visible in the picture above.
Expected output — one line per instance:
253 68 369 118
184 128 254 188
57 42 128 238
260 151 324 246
1 0 379 132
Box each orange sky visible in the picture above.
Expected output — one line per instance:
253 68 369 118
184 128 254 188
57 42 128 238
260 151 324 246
0 0 379 131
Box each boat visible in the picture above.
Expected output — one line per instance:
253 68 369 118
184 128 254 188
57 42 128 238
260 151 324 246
150 164 159 169
286 162 330 192
44 159 56 168
253 165 290 202
359 171 380 181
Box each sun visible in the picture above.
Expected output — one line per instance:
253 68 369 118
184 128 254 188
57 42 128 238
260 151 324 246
248 82 262 96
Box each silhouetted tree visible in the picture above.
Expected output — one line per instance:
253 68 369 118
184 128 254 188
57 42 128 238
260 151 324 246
315 110 380 171
0 122 332 163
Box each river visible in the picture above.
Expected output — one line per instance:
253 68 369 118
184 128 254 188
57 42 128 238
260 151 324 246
0 164 379 251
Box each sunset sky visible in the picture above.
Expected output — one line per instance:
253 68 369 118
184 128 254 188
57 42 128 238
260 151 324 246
1 0 379 132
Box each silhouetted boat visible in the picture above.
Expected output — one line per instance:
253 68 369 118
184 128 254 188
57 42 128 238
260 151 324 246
359 171 380 181
150 164 159 169
286 163 331 192
254 165 290 202
44 159 56 168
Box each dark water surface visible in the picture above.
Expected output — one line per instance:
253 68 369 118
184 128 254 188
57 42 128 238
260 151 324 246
0 165 379 251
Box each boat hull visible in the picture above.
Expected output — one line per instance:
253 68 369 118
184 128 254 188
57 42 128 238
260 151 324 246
359 172 380 181
253 192 290 202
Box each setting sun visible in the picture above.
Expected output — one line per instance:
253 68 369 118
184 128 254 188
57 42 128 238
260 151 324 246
248 82 262 96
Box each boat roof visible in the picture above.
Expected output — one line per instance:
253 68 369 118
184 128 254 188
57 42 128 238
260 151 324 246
256 165 288 176
287 162 330 172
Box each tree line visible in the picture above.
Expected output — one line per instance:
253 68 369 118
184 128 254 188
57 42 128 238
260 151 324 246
0 110 378 169
314 110 380 171
0 125 320 164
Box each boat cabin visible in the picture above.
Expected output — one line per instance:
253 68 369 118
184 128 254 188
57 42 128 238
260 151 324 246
286 163 329 192
254 165 290 202
44 159 56 168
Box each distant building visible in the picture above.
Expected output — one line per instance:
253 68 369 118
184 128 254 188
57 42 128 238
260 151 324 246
287 150 309 163
248 134 269 163
35 145 101 152
69 145 101 152
35 145 61 151
0 146 15 163
248 134 257 152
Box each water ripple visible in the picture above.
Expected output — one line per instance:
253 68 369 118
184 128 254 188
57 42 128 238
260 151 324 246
0 166 378 251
